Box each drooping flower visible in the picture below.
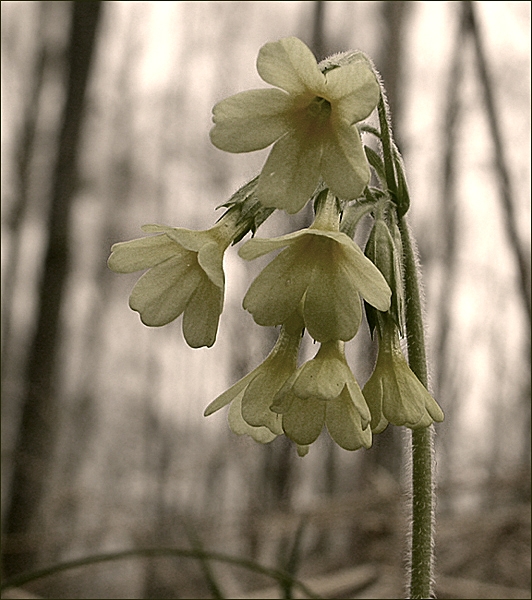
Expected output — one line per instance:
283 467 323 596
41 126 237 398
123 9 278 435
210 37 380 214
271 340 372 451
107 211 245 348
239 190 391 343
362 320 445 432
204 313 308 454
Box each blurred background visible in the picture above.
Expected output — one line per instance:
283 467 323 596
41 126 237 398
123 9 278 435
1 1 530 598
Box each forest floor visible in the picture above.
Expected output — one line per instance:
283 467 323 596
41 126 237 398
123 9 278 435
231 465 531 600
2 466 530 599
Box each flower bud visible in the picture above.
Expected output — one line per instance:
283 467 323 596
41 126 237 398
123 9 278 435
364 214 405 336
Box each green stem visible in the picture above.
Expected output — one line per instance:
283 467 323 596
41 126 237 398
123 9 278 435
0 547 322 599
376 76 435 598
310 189 340 231
398 216 435 600
409 427 434 599
377 93 398 200
398 219 428 387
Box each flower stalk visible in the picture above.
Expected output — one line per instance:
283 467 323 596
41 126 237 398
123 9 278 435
399 216 435 600
376 80 436 598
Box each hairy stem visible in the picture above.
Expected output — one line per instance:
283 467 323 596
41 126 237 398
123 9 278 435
398 217 435 599
377 75 436 598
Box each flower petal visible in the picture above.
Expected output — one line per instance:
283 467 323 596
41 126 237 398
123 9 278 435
345 376 371 427
362 371 388 433
257 37 325 95
326 391 372 451
129 256 202 326
305 229 357 247
326 60 380 122
238 230 305 261
182 276 223 348
297 445 310 457
204 370 258 416
108 234 182 273
425 396 445 423
377 353 426 427
197 242 225 289
164 227 213 252
210 89 293 153
394 360 444 427
256 130 322 213
303 240 362 342
242 239 313 326
282 396 325 446
340 242 391 311
228 392 278 443
320 123 370 200
241 373 284 435
270 372 298 413
142 224 179 235
292 353 347 401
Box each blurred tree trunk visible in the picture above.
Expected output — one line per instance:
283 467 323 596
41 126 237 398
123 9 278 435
464 1 531 322
433 3 467 484
463 0 531 469
377 1 410 147
2 0 102 578
311 1 326 61
1 2 48 387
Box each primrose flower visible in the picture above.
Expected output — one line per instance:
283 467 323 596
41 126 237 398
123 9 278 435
239 191 391 343
210 37 380 214
204 313 304 446
272 340 372 451
107 212 244 348
362 320 445 432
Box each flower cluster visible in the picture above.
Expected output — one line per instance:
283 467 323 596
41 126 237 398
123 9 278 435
108 36 444 456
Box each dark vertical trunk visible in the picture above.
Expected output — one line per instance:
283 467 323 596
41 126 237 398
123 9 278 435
312 1 326 61
2 1 102 578
378 1 410 147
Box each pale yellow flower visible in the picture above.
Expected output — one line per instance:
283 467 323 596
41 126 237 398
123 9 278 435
204 314 308 455
272 340 372 451
108 212 244 348
363 321 445 432
239 191 391 342
210 37 380 214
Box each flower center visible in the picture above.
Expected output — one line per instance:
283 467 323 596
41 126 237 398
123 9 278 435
307 96 332 124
